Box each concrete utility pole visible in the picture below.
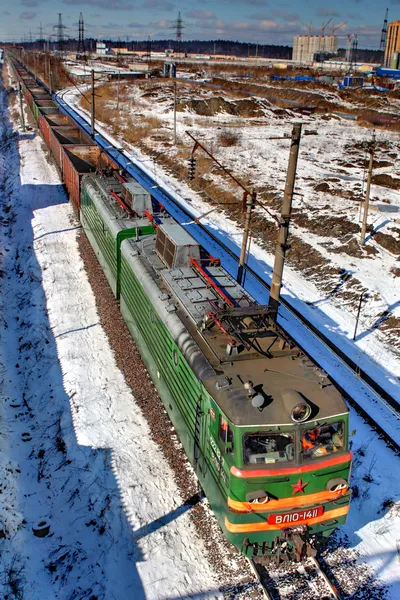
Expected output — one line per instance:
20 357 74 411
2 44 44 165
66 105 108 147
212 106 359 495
91 70 95 137
173 79 177 145
237 191 256 285
116 71 121 111
360 130 376 246
269 123 302 319
18 83 26 132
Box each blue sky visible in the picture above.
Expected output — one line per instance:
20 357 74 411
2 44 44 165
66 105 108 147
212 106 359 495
0 1 398 48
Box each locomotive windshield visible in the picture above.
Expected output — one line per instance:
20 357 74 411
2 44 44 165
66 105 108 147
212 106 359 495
244 432 295 464
301 422 344 459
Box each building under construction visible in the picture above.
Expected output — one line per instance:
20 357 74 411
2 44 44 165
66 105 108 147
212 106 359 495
292 35 338 63
384 20 400 67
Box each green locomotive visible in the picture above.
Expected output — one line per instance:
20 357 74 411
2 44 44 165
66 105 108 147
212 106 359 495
80 171 352 560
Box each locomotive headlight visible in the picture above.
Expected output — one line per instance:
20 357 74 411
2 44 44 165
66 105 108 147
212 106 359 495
250 495 269 505
246 490 269 504
326 477 348 493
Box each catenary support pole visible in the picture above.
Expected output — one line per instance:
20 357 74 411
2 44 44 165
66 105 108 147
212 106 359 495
18 83 25 132
116 71 120 111
91 69 95 138
49 70 53 95
360 131 376 246
269 123 302 320
237 191 256 285
173 79 177 145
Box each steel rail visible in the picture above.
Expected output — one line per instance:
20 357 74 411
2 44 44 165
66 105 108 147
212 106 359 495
250 556 342 600
11 57 400 451
247 559 273 600
310 557 342 600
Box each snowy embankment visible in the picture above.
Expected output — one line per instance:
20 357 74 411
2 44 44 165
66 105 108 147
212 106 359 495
0 70 221 599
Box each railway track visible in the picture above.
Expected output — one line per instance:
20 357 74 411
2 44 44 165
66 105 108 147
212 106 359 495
250 556 342 600
11 58 400 451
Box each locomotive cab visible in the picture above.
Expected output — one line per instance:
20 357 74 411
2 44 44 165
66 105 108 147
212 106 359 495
222 416 351 559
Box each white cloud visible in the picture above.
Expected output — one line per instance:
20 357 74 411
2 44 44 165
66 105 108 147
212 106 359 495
186 11 215 19
20 11 37 19
63 0 133 10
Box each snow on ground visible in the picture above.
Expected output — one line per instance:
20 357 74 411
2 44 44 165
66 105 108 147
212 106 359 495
56 79 400 595
2 62 400 599
64 61 136 78
58 81 400 410
0 69 221 600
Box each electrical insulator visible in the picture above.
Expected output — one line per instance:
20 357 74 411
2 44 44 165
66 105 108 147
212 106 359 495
188 156 196 180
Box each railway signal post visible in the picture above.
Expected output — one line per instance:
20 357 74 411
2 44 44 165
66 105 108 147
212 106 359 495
269 123 302 320
237 190 256 285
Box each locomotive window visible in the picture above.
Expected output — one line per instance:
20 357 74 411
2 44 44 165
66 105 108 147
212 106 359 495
301 422 344 460
243 432 294 464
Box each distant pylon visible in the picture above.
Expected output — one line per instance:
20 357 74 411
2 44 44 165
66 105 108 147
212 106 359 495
171 11 185 56
176 11 184 42
37 22 45 50
77 12 85 53
54 13 67 52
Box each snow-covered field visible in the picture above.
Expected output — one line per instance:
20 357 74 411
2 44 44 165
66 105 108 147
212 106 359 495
65 77 400 395
1 59 400 600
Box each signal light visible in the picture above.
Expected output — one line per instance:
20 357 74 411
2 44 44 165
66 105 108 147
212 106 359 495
188 156 196 180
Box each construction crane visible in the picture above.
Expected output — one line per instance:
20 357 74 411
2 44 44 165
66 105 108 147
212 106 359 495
380 8 388 65
300 20 313 35
321 18 332 35
331 22 347 35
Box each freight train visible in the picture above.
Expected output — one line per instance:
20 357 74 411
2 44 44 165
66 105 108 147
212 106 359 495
7 55 352 560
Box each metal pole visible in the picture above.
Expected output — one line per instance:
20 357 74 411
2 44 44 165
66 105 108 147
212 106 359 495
18 83 26 132
49 70 53 95
353 290 367 340
360 131 376 246
34 54 37 80
269 123 302 319
91 69 95 138
117 71 120 110
237 191 255 285
173 79 177 145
